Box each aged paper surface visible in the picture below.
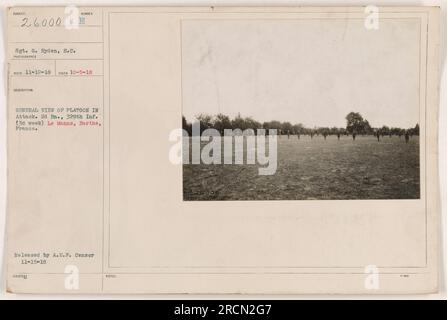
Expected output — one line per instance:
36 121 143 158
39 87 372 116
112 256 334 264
6 6 440 294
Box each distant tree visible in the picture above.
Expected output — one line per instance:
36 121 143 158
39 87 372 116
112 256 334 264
413 123 420 136
321 127 329 140
270 121 282 129
380 125 390 136
242 117 261 135
390 127 401 136
291 123 302 134
195 113 213 133
231 114 247 131
316 127 330 137
182 116 192 135
329 127 339 135
212 114 231 135
346 112 367 136
281 122 293 137
243 117 262 133
362 120 372 135
264 120 282 135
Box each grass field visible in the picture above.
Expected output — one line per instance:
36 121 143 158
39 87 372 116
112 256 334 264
182 135 420 200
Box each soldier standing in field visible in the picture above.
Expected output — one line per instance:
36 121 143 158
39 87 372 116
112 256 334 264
405 131 410 143
337 132 341 140
376 131 380 142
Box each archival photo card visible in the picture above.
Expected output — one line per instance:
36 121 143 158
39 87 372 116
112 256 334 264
5 6 440 294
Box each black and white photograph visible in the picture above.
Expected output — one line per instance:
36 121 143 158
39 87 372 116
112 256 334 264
181 19 421 201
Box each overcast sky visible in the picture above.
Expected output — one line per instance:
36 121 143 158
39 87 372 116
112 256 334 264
182 18 420 129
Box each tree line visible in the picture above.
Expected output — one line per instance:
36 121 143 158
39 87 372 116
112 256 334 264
182 112 420 138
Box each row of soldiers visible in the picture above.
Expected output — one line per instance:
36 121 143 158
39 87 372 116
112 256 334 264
276 130 414 143
374 130 411 143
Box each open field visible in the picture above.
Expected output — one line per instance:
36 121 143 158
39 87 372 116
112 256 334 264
182 135 420 200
